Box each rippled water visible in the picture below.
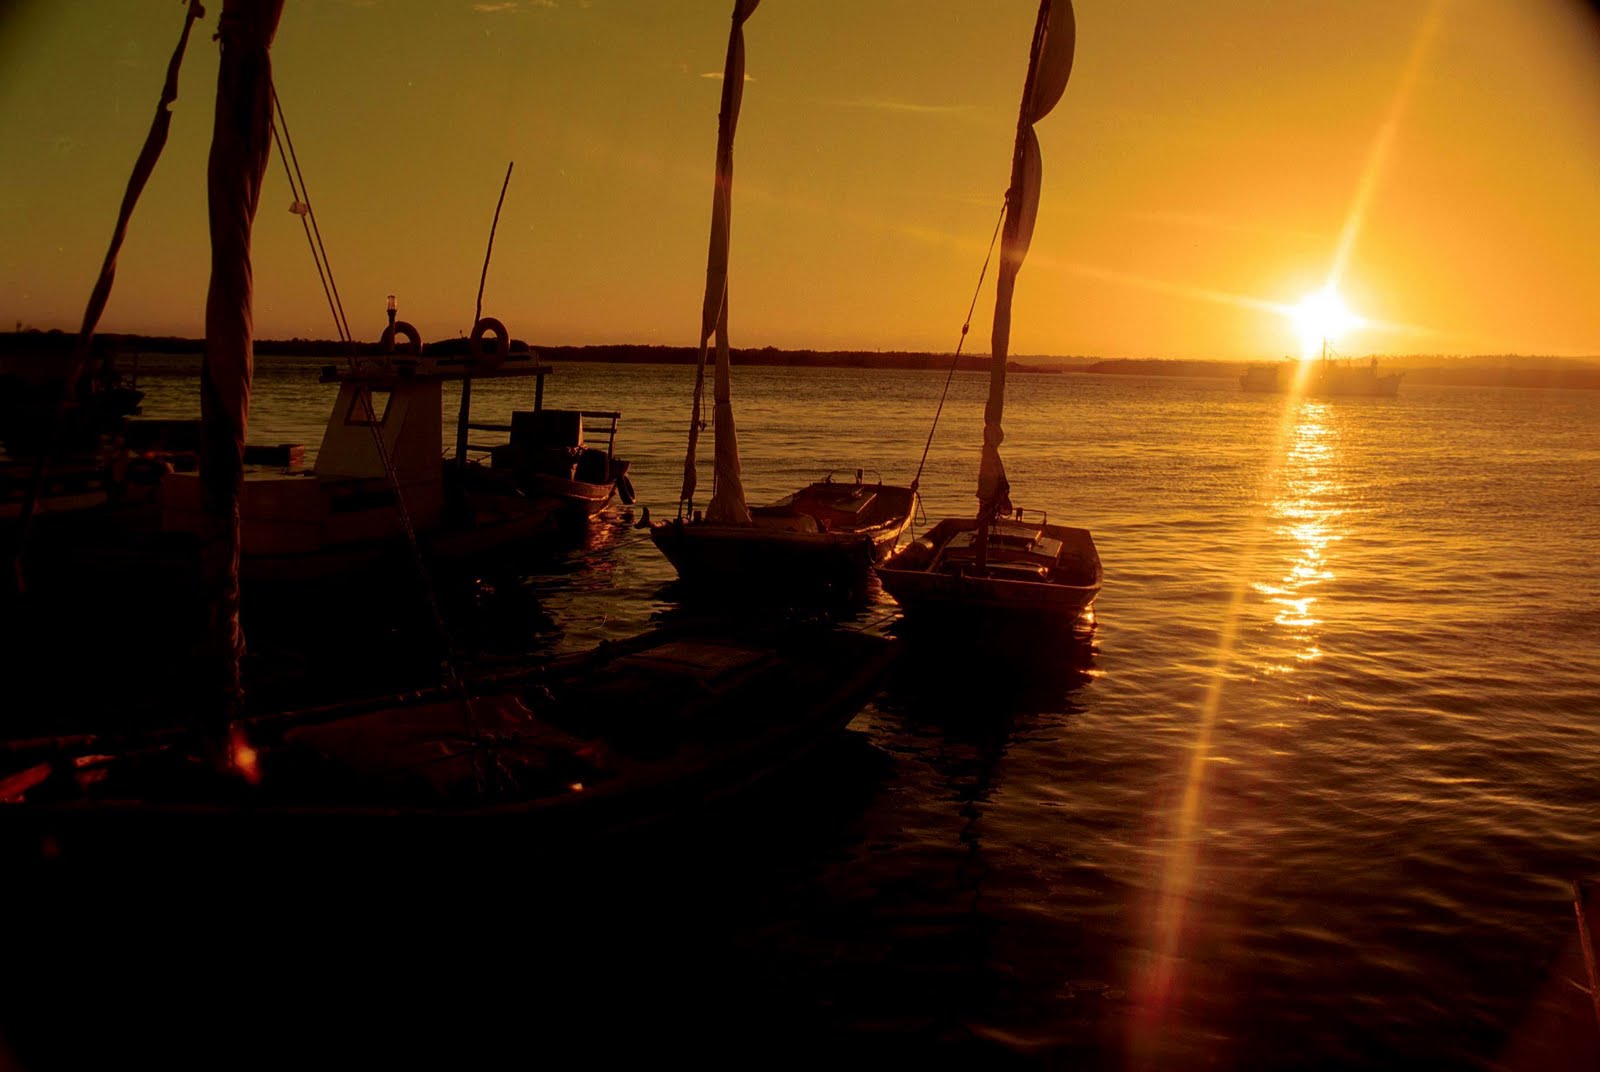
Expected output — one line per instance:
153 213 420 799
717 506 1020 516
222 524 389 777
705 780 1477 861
126 358 1600 1067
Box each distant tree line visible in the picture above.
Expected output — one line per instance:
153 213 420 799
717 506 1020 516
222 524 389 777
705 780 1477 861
3 331 1594 388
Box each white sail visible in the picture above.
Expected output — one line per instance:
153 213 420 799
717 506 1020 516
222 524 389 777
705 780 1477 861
977 0 1075 513
679 0 758 524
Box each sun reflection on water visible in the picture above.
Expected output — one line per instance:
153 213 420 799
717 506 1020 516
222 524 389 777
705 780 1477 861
1130 378 1351 1056
1254 401 1341 670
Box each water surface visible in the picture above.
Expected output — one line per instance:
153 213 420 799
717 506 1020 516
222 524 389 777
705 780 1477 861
124 358 1600 1067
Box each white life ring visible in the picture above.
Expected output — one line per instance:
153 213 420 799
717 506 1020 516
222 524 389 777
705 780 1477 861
380 320 422 359
470 317 510 369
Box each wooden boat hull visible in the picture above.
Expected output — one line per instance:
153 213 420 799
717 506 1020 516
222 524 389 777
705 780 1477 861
651 480 915 595
652 519 878 594
0 623 896 862
877 518 1102 629
521 472 618 521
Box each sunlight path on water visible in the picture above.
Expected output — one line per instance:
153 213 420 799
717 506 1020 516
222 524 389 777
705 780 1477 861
1132 14 1453 1037
1129 358 1318 1057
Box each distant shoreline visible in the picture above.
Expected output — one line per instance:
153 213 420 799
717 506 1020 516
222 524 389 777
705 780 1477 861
2 331 1596 390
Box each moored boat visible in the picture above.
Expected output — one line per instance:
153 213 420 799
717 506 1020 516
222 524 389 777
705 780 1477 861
481 405 635 522
652 470 916 594
648 0 916 599
877 0 1102 633
879 515 1100 627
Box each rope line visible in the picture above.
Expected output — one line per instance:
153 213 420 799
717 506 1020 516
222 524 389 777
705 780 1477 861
270 119 342 342
270 86 352 342
474 162 514 329
911 194 1009 495
269 83 483 781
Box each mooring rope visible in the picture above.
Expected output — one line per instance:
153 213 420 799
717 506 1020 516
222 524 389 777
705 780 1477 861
911 193 1009 496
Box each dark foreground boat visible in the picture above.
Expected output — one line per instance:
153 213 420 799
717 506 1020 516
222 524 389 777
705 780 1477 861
0 622 894 863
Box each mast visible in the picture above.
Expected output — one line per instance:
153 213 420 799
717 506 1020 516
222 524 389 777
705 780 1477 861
975 0 1075 571
11 1 207 593
678 0 757 525
200 0 285 730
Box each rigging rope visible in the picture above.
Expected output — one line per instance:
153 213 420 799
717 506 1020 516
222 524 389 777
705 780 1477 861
270 119 342 343
911 194 1009 495
270 86 352 342
270 83 485 777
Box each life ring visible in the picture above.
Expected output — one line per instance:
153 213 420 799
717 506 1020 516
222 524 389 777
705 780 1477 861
470 316 510 369
380 321 422 358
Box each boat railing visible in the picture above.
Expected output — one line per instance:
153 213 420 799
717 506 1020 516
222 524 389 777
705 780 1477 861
462 409 620 473
580 411 620 469
998 506 1050 529
822 467 882 487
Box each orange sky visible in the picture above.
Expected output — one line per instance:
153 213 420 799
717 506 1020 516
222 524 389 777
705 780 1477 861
1 0 1597 360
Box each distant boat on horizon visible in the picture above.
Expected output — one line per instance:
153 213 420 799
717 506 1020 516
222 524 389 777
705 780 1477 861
1242 343 1403 398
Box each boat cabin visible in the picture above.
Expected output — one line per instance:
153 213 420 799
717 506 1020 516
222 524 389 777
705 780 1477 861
160 355 553 556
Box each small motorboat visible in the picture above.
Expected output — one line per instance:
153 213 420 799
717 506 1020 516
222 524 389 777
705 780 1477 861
652 470 916 596
879 0 1102 634
650 5 912 601
480 407 635 522
877 511 1101 628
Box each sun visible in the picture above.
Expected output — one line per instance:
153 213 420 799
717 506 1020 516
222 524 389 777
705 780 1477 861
1289 288 1362 359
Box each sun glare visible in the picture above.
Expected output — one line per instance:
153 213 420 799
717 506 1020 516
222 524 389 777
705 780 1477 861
1289 288 1362 359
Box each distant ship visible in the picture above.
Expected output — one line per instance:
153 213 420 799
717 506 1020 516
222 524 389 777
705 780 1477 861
1241 343 1403 397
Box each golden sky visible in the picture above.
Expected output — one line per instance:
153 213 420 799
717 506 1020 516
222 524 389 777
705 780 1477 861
1 0 1597 359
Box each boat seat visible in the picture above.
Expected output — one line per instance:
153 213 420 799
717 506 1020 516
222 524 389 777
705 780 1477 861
935 527 1062 572
510 409 584 449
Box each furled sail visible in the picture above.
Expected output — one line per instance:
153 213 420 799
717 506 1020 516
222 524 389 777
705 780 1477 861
977 0 1075 514
200 0 285 720
678 0 758 525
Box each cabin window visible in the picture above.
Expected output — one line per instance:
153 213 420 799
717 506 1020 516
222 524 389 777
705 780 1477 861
345 389 392 426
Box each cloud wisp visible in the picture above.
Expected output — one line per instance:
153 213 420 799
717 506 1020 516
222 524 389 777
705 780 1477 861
832 95 977 117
